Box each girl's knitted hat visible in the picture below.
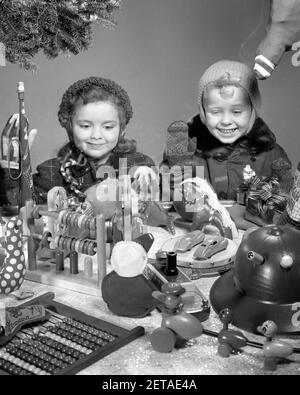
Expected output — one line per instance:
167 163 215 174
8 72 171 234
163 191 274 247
58 76 133 131
198 60 261 123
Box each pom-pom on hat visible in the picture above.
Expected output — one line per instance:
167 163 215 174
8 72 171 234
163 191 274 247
58 76 133 132
198 60 261 124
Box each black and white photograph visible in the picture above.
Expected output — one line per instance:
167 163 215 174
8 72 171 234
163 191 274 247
0 0 300 378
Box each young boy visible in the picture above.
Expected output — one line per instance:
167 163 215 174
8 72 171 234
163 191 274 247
163 60 291 201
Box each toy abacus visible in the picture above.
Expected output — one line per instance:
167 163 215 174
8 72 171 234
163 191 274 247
0 293 145 375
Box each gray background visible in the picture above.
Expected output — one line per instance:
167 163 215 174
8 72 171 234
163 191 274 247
0 0 299 171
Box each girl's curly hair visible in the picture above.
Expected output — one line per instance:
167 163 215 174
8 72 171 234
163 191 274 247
58 76 133 135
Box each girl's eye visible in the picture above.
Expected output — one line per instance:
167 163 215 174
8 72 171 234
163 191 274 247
79 124 90 129
104 125 116 131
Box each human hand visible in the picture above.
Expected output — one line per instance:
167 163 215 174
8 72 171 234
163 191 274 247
132 166 158 200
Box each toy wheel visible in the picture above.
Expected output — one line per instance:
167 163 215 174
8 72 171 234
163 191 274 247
150 327 176 353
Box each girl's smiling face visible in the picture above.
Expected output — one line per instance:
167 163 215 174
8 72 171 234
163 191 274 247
203 85 252 144
72 101 121 162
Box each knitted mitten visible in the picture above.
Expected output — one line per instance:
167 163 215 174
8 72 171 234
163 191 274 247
271 157 293 192
165 121 197 166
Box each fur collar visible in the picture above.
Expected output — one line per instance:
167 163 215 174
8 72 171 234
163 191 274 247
188 115 276 158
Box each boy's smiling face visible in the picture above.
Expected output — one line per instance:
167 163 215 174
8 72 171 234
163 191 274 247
203 85 252 144
72 101 121 162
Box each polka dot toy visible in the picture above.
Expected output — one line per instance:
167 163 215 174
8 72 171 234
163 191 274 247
0 216 26 294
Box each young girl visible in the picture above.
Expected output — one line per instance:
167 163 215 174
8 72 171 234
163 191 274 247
163 60 291 200
33 76 155 204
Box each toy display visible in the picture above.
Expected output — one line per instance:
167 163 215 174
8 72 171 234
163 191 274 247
0 292 144 375
150 282 203 353
0 97 298 373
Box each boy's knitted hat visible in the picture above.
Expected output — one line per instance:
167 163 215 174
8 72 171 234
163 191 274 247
198 60 261 123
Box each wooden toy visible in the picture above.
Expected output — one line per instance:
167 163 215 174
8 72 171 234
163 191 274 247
23 187 107 296
23 185 155 297
258 320 294 371
0 292 144 375
217 308 247 358
150 282 203 353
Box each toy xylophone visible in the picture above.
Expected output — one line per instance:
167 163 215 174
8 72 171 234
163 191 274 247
0 293 144 375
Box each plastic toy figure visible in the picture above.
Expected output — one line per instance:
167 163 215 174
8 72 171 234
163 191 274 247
217 308 247 358
101 240 156 318
258 320 294 371
150 282 203 353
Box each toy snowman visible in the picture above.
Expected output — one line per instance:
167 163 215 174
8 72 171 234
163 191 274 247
101 241 156 318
